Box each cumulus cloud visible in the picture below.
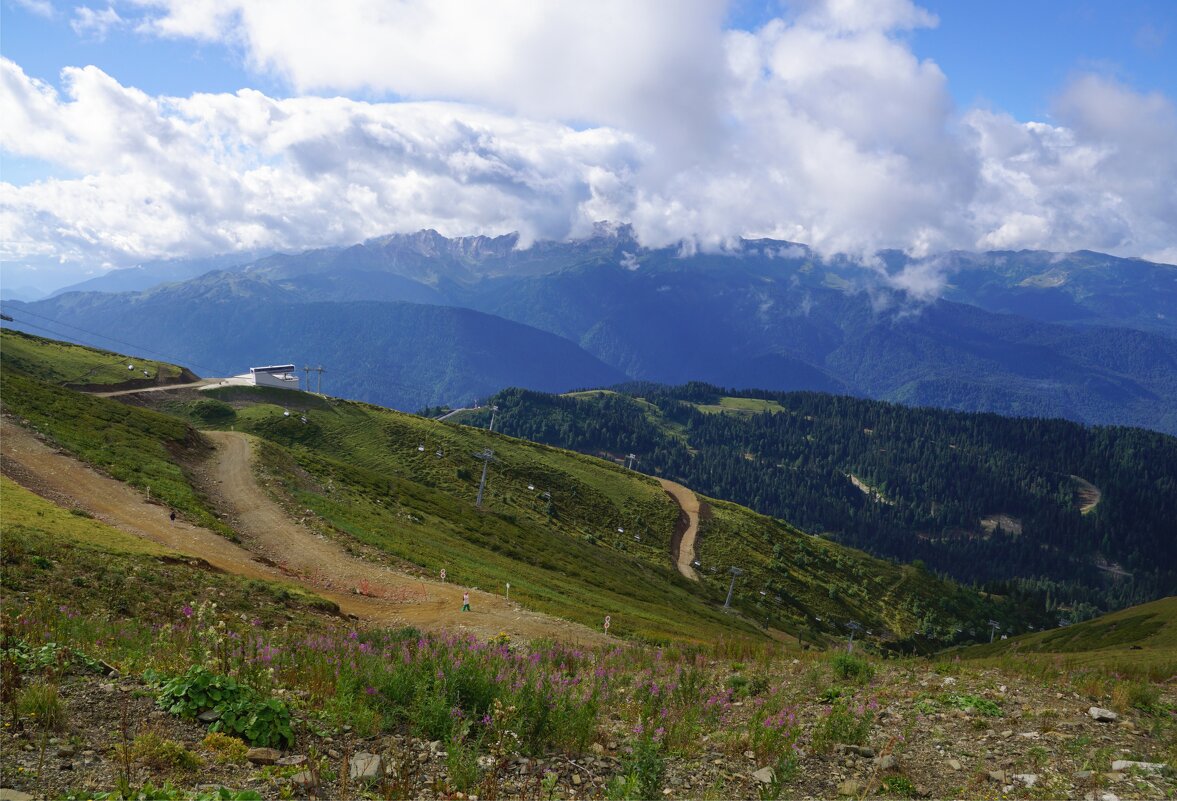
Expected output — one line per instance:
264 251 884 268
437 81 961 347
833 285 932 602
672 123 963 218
0 57 642 264
2 0 1176 278
966 75 1177 260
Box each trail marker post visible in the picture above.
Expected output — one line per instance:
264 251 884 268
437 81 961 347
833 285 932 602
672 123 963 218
604 615 611 634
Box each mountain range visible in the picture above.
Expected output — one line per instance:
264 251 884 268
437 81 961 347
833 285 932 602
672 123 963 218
6 225 1177 432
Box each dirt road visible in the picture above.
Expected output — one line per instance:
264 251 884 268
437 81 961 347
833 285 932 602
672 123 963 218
91 380 216 397
658 478 701 581
0 419 606 645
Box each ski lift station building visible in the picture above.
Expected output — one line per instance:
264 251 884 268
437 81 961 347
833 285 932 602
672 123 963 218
238 364 300 390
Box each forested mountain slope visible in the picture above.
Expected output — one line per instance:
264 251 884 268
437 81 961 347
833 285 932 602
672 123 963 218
476 384 1177 616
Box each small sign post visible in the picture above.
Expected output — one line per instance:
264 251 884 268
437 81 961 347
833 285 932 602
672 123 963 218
604 615 611 634
440 569 446 583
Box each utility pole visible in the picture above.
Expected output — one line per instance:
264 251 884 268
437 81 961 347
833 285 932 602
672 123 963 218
488 405 499 432
315 365 326 394
724 566 743 609
474 448 495 507
302 365 311 390
988 619 1000 643
625 453 638 470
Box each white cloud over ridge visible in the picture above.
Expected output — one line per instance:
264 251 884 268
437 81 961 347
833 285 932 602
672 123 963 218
2 0 1176 276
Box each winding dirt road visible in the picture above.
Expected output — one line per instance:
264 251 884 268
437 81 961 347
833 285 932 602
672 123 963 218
0 419 606 645
658 478 701 581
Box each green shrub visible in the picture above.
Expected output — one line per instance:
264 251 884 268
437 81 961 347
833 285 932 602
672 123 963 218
810 698 873 753
882 775 918 798
830 653 874 684
122 731 202 771
202 731 249 765
17 682 66 730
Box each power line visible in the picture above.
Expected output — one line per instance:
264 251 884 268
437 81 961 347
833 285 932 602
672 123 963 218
0 305 225 377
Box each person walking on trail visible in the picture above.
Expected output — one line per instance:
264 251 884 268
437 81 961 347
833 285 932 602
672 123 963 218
169 510 176 523
461 591 471 612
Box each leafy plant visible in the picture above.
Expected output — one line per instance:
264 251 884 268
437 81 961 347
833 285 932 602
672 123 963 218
213 696 294 750
941 693 1002 717
157 665 293 748
810 698 874 753
158 665 246 718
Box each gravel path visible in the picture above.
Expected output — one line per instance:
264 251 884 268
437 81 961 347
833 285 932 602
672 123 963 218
658 477 701 581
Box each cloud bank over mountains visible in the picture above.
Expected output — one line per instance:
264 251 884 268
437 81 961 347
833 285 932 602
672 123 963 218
2 0 1176 275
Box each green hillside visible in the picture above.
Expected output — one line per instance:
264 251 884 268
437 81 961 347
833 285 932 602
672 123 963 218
1 331 1021 647
481 384 1177 618
954 596 1177 681
0 328 186 387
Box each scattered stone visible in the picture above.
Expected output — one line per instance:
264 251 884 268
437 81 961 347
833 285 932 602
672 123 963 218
349 752 383 781
1000 730 1013 738
875 755 899 771
744 750 755 759
58 762 74 771
327 749 341 759
1111 760 1164 773
752 767 775 784
197 710 222 723
1017 731 1040 739
848 745 876 758
57 745 76 757
246 747 282 765
837 779 863 796
1013 774 1039 787
1084 793 1119 801
987 771 1007 784
277 755 307 767
1104 772 1125 783
590 742 605 755
0 790 37 801
948 759 962 771
290 771 315 790
1088 707 1118 723
572 774 582 786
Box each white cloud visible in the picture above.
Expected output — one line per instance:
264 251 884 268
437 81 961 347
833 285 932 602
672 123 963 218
2 0 1177 280
10 0 55 18
966 75 1177 257
0 57 640 265
71 5 124 40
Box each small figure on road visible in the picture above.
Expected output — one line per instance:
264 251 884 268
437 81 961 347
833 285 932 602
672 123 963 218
169 509 176 523
461 591 471 612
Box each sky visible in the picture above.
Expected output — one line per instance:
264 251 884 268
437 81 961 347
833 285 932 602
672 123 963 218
1 0 1175 293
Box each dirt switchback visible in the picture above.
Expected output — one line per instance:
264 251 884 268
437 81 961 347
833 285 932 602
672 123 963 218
0 418 606 645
